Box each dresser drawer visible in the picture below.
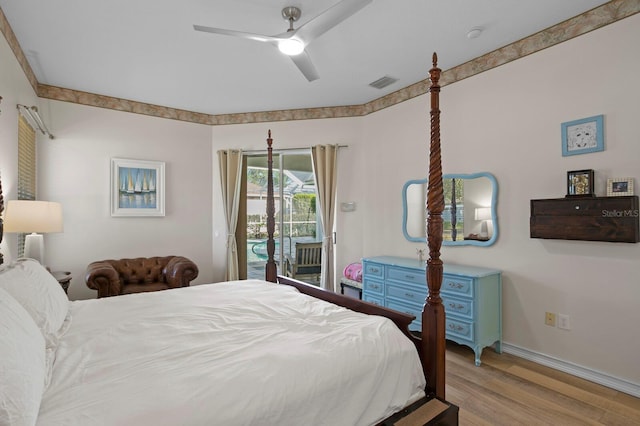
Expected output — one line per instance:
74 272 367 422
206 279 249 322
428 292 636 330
387 299 421 318
364 262 384 278
446 317 474 342
363 294 384 306
386 300 421 330
442 295 473 320
387 266 425 287
363 278 384 296
442 275 473 297
386 281 427 305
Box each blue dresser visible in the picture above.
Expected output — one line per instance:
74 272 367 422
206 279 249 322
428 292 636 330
362 256 502 366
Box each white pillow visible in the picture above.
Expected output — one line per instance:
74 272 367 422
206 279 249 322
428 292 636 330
0 287 47 426
0 259 70 346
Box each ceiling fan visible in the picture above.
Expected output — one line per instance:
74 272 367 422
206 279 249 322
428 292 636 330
193 0 373 82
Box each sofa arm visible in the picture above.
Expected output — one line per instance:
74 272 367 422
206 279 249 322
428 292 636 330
85 261 122 298
164 256 199 288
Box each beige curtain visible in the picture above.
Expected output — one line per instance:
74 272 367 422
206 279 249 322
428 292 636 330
218 149 243 281
311 145 338 292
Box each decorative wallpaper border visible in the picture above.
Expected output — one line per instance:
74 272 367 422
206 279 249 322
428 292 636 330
0 6 38 93
3 0 639 126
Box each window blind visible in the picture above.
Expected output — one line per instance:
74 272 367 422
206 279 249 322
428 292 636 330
17 113 36 256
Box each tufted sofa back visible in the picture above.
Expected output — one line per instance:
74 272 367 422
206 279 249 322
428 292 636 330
109 257 170 285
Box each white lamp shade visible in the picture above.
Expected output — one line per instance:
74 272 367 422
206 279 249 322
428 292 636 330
474 207 491 221
3 200 63 233
3 200 63 265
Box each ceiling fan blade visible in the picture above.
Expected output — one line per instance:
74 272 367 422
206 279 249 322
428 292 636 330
294 0 373 43
193 25 282 44
290 51 319 82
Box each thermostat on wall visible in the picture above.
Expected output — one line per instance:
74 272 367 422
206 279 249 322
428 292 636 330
340 202 357 212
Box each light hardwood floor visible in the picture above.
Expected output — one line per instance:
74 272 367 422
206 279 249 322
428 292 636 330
444 342 640 425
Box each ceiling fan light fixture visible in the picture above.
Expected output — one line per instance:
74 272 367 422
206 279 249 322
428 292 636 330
278 38 304 56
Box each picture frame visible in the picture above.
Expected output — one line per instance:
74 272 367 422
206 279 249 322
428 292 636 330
561 114 604 157
111 158 165 217
606 177 634 197
566 169 595 197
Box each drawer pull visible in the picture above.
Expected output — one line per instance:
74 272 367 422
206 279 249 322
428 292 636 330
405 292 415 298
575 205 580 210
448 302 465 310
405 274 415 280
448 324 464 332
370 267 380 273
371 284 380 290
448 282 464 289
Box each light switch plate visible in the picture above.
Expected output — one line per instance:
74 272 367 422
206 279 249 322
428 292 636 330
340 202 357 212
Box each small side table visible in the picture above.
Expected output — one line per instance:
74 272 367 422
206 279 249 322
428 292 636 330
52 271 72 294
340 277 362 300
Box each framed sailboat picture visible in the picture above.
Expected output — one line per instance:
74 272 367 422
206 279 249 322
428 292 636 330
111 158 165 217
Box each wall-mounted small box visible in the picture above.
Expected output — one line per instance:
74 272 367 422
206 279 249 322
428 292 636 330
530 196 639 243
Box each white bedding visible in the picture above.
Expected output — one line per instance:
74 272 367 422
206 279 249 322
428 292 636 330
38 280 425 426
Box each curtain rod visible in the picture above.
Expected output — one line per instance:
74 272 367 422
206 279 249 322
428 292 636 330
241 144 348 155
17 104 55 139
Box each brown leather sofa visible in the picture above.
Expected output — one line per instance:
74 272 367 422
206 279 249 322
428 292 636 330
85 256 199 298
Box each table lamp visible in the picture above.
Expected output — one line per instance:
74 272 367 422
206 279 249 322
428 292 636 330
3 200 63 264
474 207 491 239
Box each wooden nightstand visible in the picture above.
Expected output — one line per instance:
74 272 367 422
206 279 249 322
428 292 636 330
51 271 72 294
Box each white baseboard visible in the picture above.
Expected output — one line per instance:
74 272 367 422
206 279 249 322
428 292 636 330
502 343 640 398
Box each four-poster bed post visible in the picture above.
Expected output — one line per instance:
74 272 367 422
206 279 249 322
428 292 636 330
265 130 277 283
424 52 446 399
268 52 447 402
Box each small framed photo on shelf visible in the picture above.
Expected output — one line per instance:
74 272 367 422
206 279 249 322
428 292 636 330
566 169 595 197
606 177 634 197
561 115 604 157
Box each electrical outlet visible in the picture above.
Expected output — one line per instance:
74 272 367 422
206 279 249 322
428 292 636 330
545 312 556 326
558 314 571 330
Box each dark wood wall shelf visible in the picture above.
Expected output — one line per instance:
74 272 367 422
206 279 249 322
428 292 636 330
530 196 639 243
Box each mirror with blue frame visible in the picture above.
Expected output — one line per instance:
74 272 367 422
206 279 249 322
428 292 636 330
402 172 498 246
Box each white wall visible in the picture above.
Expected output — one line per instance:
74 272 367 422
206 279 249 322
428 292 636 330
2 10 638 392
361 14 640 386
446 14 640 386
0 34 214 299
36 101 214 300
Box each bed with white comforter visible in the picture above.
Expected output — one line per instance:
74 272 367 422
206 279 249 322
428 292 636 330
1 259 425 426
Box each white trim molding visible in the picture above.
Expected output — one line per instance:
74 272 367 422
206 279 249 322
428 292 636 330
503 343 640 398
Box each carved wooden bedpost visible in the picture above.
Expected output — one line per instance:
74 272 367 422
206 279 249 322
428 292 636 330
265 130 278 283
423 52 446 399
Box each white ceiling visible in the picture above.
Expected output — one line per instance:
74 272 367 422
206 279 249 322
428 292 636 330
1 0 609 116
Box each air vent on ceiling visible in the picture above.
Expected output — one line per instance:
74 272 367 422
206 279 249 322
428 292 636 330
368 76 398 89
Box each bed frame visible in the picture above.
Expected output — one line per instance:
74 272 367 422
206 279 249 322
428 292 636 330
265 53 446 401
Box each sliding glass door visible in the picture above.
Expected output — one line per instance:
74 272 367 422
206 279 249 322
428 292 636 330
240 150 321 284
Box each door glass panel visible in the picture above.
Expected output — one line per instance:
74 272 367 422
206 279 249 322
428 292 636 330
245 151 321 284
